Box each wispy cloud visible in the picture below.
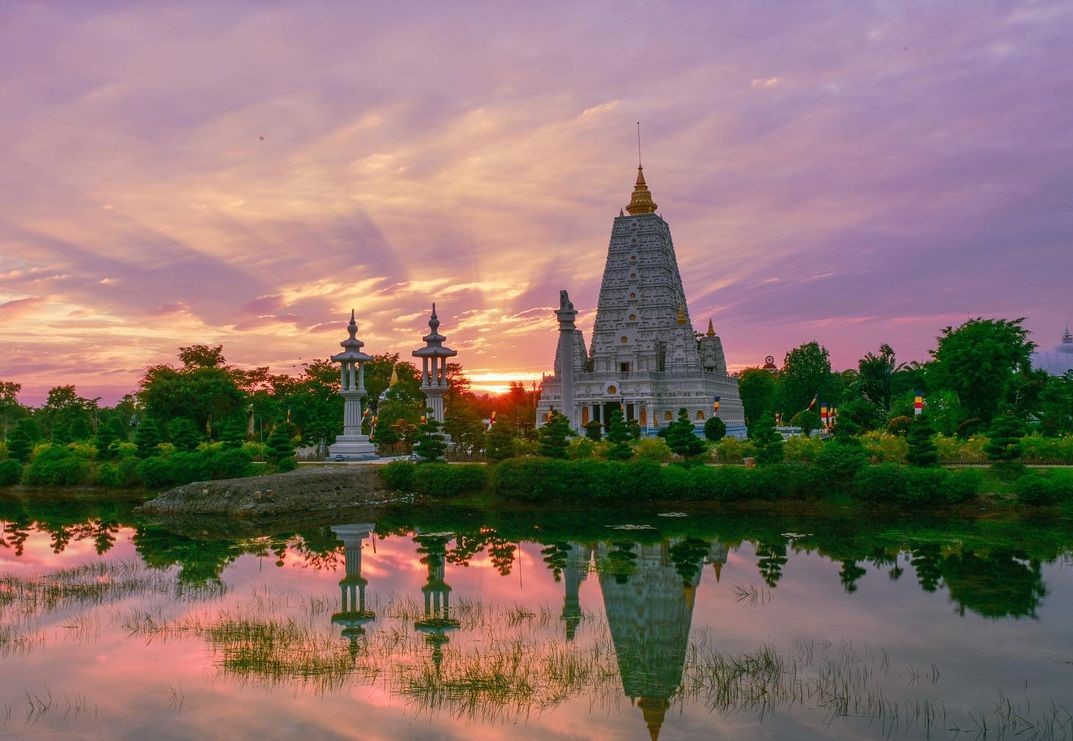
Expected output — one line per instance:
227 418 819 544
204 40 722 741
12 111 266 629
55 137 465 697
1 1 1071 402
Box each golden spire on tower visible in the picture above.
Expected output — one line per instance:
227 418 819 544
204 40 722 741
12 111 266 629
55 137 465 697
626 122 658 215
626 167 658 215
706 318 716 337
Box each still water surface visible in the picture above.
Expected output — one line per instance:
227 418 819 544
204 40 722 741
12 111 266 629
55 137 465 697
1 500 1071 740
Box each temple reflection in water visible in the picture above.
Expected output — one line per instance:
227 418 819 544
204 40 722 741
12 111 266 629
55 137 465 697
330 523 376 658
597 538 717 741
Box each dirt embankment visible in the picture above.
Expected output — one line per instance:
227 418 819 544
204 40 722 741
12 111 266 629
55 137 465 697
138 464 399 517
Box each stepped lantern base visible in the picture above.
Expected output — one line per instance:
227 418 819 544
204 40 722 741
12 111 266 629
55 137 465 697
328 434 377 461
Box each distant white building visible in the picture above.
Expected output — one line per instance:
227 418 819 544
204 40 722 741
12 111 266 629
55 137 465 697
536 165 745 434
1032 327 1073 376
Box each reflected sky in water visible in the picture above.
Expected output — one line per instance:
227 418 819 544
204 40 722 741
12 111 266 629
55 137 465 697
1 507 1071 740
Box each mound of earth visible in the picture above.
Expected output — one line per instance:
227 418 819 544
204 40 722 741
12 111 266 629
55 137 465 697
138 464 399 517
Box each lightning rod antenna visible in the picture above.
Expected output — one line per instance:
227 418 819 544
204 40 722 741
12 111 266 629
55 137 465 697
636 121 642 167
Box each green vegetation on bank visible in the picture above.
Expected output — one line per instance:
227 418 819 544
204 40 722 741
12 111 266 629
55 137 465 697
377 457 1009 508
0 441 257 490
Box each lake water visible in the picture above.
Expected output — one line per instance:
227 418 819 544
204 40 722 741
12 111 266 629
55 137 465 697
1 498 1071 740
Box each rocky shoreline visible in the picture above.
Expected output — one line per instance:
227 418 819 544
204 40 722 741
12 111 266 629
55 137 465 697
137 464 400 517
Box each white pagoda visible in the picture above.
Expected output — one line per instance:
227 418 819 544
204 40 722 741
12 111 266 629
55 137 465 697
328 310 377 461
412 303 457 426
536 165 745 434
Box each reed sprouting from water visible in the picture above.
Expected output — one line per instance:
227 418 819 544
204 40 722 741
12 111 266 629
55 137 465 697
0 559 225 658
119 586 1073 738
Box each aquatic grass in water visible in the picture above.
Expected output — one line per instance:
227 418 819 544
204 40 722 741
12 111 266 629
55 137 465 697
115 583 1073 738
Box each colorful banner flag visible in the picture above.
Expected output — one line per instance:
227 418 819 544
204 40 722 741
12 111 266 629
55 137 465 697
807 394 818 411
820 403 829 429
914 394 924 416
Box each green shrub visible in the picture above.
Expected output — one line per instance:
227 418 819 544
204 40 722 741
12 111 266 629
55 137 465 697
136 448 254 489
784 435 823 463
703 416 727 442
137 457 173 488
23 445 92 486
276 456 298 472
1014 471 1073 506
634 437 673 463
0 458 22 486
381 460 417 492
1020 435 1073 464
854 465 979 506
863 431 910 464
711 437 754 464
816 441 868 483
413 463 487 497
566 437 599 460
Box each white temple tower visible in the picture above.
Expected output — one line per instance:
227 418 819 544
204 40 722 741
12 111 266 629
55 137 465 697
328 311 377 460
412 303 457 425
537 165 746 434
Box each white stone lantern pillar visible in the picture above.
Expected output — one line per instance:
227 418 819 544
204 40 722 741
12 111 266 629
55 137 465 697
328 310 377 461
412 303 457 427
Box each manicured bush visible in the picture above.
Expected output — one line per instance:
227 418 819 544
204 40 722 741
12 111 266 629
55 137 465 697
0 458 22 486
492 458 559 499
751 412 784 465
703 416 727 442
1014 471 1073 506
905 416 939 467
412 462 487 497
23 445 92 486
853 465 980 506
666 409 706 459
381 460 417 492
413 418 447 463
604 409 633 461
136 448 254 488
276 456 298 472
538 412 572 459
815 441 868 483
985 413 1025 469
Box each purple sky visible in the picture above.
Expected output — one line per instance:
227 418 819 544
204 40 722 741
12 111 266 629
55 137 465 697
1 1 1071 404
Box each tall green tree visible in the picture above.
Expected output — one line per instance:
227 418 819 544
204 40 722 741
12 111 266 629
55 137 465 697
737 368 777 426
413 417 447 463
538 411 572 459
484 421 517 462
779 342 836 417
666 409 705 459
929 318 1035 426
96 417 126 460
168 417 201 452
0 381 27 439
984 413 1025 469
134 419 162 458
140 347 245 434
6 419 35 462
605 409 633 461
265 420 297 469
751 412 784 464
906 414 940 467
857 344 902 410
